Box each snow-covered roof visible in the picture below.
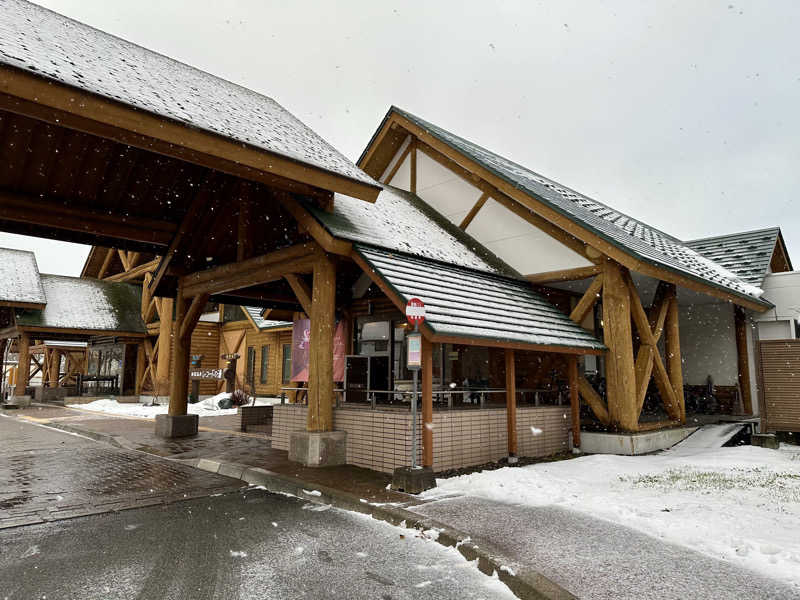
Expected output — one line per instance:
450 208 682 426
378 107 768 306
0 0 376 191
0 248 46 307
15 275 145 334
304 185 517 277
686 228 786 287
242 306 291 331
355 246 604 352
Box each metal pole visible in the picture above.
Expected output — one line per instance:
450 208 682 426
411 322 419 469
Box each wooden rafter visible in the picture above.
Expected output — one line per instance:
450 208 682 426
527 265 603 285
459 192 489 230
97 248 116 279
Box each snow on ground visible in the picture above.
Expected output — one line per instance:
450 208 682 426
68 394 282 419
422 438 800 588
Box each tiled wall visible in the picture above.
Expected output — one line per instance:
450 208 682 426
272 405 571 474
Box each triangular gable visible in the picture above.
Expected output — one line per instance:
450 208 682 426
359 107 770 312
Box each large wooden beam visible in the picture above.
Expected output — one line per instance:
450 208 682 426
577 374 610 425
105 259 159 282
568 355 581 448
625 274 679 420
664 284 685 422
167 285 194 416
527 265 602 285
569 274 604 324
97 248 116 279
0 190 175 248
422 336 434 468
180 243 317 298
734 306 753 414
284 273 313 316
306 253 336 432
602 261 638 431
506 349 517 458
156 297 173 397
15 332 30 396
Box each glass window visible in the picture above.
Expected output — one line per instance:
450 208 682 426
282 344 292 384
260 345 269 384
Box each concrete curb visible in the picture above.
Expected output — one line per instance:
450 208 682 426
186 457 575 600
25 414 574 600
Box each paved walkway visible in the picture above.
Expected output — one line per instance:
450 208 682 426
11 404 404 505
0 414 242 529
411 496 798 599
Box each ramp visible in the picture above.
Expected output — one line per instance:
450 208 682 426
666 423 746 455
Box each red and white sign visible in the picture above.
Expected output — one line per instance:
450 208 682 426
405 297 426 325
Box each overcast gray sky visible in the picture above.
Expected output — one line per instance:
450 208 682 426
10 0 799 275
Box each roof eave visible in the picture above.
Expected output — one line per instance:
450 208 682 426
0 64 381 203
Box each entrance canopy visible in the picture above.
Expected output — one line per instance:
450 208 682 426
0 0 380 257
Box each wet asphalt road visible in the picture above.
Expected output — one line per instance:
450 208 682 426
0 489 514 600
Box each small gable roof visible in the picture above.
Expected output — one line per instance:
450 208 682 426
15 275 145 334
0 0 378 197
0 248 46 308
355 246 604 353
363 107 769 310
687 228 791 287
242 306 291 331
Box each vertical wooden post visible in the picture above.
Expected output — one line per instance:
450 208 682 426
505 348 517 457
50 349 60 387
168 287 191 417
135 343 146 395
15 332 30 397
422 336 433 468
568 355 581 449
602 261 638 431
307 252 336 432
664 283 685 422
156 297 173 396
734 306 753 414
410 141 417 195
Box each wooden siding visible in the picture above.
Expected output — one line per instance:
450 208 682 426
759 340 800 431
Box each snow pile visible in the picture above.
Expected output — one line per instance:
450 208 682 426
422 444 800 588
68 396 282 418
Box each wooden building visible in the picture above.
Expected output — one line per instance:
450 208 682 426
0 3 787 475
0 247 146 401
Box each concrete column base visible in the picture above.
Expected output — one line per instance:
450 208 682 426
289 430 346 467
392 466 436 494
751 433 779 450
155 413 199 438
4 395 32 408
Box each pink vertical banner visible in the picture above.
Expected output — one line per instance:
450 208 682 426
291 319 347 383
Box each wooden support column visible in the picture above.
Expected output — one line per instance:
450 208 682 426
410 141 417 194
664 283 685 423
422 336 433 468
168 286 192 417
135 343 146 395
156 297 173 396
734 306 753 414
307 252 336 432
568 355 580 448
602 261 638 431
505 348 517 457
15 332 30 396
49 350 60 387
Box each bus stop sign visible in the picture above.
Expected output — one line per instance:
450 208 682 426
406 297 426 326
